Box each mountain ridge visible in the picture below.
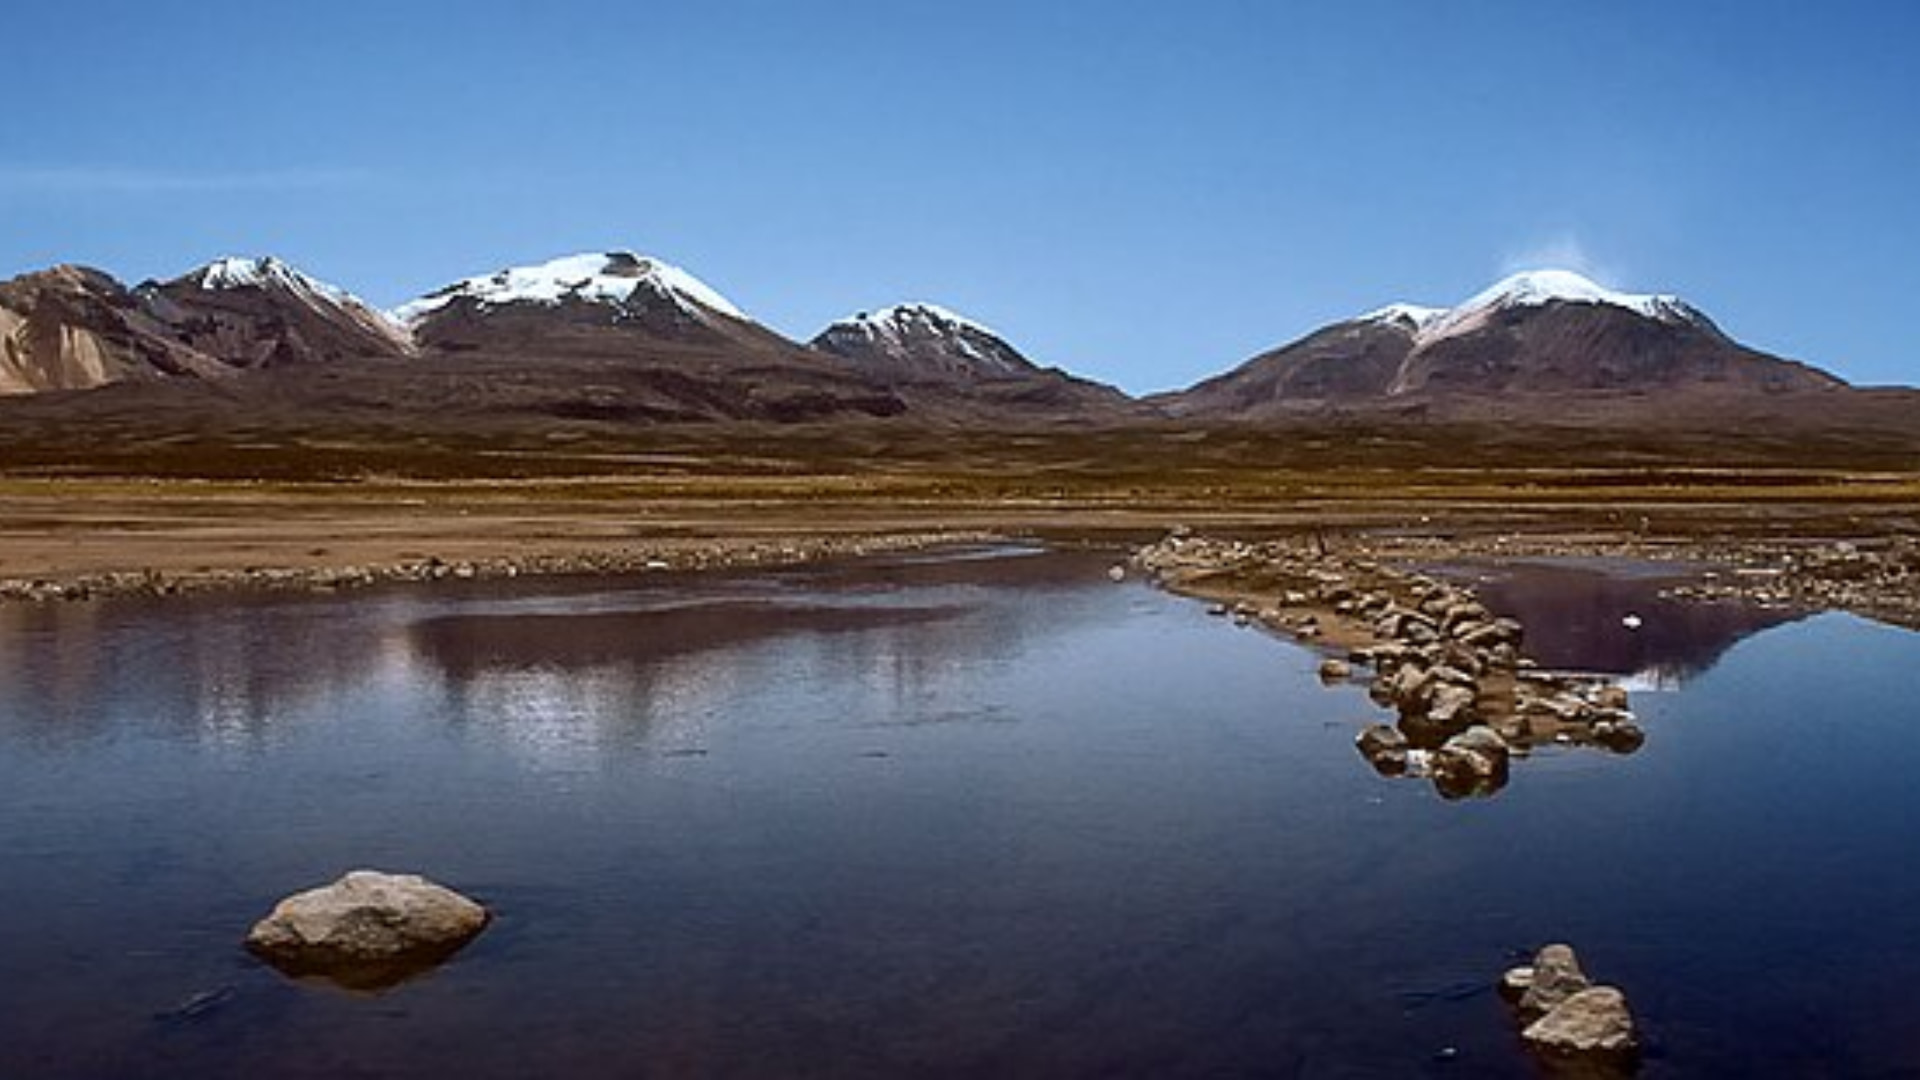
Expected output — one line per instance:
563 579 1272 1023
0 255 1870 430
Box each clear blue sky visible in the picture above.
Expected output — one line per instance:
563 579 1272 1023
3 0 1916 393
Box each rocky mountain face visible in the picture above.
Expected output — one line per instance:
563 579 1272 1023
0 258 408 395
141 257 413 369
0 266 224 394
1164 270 1844 418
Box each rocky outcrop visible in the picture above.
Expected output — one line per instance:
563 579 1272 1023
245 870 490 990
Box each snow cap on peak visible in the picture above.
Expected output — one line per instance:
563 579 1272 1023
195 255 288 290
1450 268 1703 325
184 255 380 314
392 250 747 324
832 301 1002 341
192 255 341 298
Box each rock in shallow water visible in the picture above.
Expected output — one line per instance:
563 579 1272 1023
1516 942 1591 1017
245 870 490 990
1504 943 1639 1070
1356 723 1410 774
1522 986 1639 1058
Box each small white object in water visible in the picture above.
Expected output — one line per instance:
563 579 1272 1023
1621 613 1644 630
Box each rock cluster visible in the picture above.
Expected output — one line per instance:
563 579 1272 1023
245 870 490 991
1666 537 1920 630
1135 533 1644 798
1501 944 1639 1066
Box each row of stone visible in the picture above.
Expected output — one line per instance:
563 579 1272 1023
0 531 998 605
1133 533 1645 799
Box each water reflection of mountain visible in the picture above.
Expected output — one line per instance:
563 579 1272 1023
0 548 1120 756
0 592 415 747
402 551 1113 763
1443 559 1801 684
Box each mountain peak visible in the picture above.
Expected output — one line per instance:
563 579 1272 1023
183 255 361 307
1443 268 1709 330
812 301 1038 380
392 251 747 325
165 255 409 350
831 302 1003 342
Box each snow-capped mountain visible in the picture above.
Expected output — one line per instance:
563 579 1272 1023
810 303 1041 382
1409 269 1716 348
1164 268 1841 416
810 302 1131 413
394 251 773 356
143 256 414 367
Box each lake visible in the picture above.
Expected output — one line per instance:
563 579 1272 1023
1 546 1917 1077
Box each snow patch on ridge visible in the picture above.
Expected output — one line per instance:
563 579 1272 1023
391 251 748 325
1360 303 1448 331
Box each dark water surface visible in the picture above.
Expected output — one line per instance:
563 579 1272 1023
2 548 1918 1078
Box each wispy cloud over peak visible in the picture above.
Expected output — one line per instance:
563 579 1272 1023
1498 234 1627 288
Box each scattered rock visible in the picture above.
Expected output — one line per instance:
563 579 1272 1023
245 870 490 990
1499 965 1535 1002
1318 658 1353 682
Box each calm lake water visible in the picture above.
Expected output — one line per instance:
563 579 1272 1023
2 547 1917 1078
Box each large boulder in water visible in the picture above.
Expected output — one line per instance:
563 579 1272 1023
1523 986 1639 1060
245 870 490 989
